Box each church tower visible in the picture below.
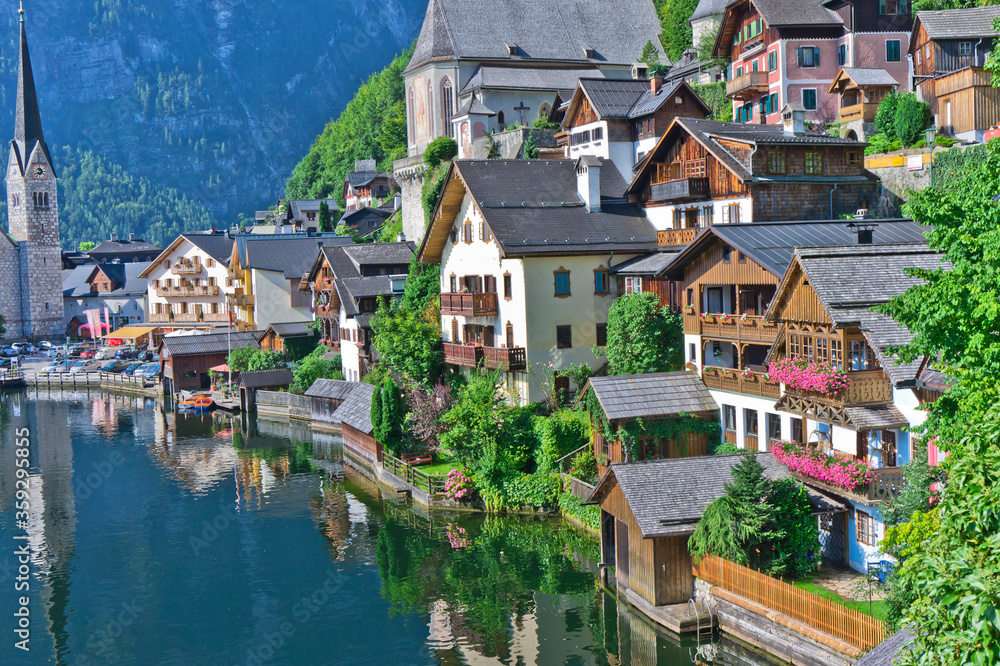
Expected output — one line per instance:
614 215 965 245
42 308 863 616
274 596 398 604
5 4 63 339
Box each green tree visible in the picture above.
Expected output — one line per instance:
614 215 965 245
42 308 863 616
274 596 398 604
599 292 683 375
639 39 666 75
318 200 332 233
893 93 932 146
423 137 458 168
874 89 901 139
522 130 538 159
372 377 407 456
228 345 284 373
401 253 440 313
292 348 342 393
880 443 942 526
655 0 699 62
78 241 96 251
370 300 443 387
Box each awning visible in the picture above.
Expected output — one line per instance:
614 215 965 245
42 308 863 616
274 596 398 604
209 364 230 373
79 322 112 332
104 325 159 341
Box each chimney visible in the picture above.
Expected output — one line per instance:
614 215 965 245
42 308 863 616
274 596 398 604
128 232 136 241
848 222 877 245
210 224 218 234
781 104 806 136
109 232 118 242
651 76 663 95
575 156 602 213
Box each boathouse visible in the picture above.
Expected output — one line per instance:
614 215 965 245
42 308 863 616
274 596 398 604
304 379 356 428
239 369 294 412
336 383 378 464
581 372 720 475
587 454 846 611
257 321 315 358
159 330 260 394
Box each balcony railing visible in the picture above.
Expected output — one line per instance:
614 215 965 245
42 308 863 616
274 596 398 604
838 102 880 123
173 262 202 275
695 314 779 342
702 368 780 399
650 177 710 202
658 228 700 247
148 313 229 324
442 342 527 371
793 465 905 504
440 292 499 317
315 304 335 318
787 370 893 406
726 71 769 99
155 285 220 297
232 293 255 307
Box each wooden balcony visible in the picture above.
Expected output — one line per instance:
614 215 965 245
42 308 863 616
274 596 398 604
702 368 780 399
793 465 905 504
440 292 499 317
788 370 893 406
148 313 229 324
650 177 710 203
315 304 336 319
156 285 220 297
442 342 526 371
697 314 779 342
726 71 769 99
838 102 879 123
173 262 202 275
658 228 700 247
319 277 334 291
232 293 255 307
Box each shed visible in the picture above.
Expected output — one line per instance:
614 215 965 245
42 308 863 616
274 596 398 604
335 383 378 464
828 68 899 126
257 321 315 357
581 371 720 473
239 369 294 412
587 454 847 608
158 330 260 394
305 379 356 427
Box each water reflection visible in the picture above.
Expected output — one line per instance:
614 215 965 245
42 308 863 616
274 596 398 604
0 390 773 665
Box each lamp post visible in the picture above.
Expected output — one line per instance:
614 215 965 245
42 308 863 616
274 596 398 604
925 126 936 188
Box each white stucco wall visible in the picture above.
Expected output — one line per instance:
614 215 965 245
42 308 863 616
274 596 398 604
251 269 311 331
339 305 362 382
144 239 233 321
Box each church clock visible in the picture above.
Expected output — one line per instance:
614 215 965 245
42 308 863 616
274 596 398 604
32 164 46 179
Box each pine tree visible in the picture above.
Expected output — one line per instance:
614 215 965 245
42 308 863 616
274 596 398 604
318 200 332 232
522 130 538 159
723 453 776 561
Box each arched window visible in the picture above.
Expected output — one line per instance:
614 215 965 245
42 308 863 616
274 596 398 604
43 192 48 207
441 78 454 138
538 102 551 123
426 80 434 136
497 110 505 128
407 87 415 145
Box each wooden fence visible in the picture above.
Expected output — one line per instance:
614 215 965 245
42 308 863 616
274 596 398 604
288 393 310 419
256 390 290 409
382 453 449 495
560 473 595 502
693 554 886 650
100 372 159 389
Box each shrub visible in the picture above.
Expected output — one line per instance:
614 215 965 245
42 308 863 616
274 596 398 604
713 441 742 456
421 162 449 229
501 473 562 510
893 93 932 147
443 468 475 501
874 90 901 139
534 409 589 473
558 490 600 530
865 133 902 155
568 449 598 484
423 136 457 168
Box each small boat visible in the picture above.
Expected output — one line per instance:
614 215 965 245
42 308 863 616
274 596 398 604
179 395 215 412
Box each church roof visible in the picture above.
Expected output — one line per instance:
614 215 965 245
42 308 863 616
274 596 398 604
690 0 728 22
12 17 52 177
406 0 667 72
87 237 162 256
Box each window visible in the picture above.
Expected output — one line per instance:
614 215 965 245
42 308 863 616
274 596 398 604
838 43 847 66
596 323 607 347
850 339 875 370
815 337 829 363
752 59 759 72
767 50 777 72
805 152 822 174
802 88 817 110
797 46 820 67
767 151 786 174
880 0 909 15
556 325 573 349
462 221 473 243
554 268 571 297
886 39 901 62
592 127 604 141
744 409 758 436
594 267 610 295
722 244 733 263
407 87 415 143
206 258 214 267
506 322 514 348
503 273 512 300
721 203 740 224
441 78 454 138
791 417 804 443
766 413 781 442
480 222 491 242
702 205 714 225
738 251 746 264
958 41 972 56
689 342 696 362
686 288 694 307
624 277 643 294
846 151 861 167
856 510 875 546
723 405 737 432
831 339 843 369
497 110 505 127
450 227 458 243
770 92 778 114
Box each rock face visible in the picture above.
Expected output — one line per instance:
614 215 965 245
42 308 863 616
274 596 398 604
0 0 425 221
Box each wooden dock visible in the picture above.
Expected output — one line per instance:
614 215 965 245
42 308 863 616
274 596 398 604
624 588 715 635
26 372 100 388
0 370 26 389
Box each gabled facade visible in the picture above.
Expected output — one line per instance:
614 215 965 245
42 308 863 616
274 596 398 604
63 262 150 334
344 160 394 211
561 77 712 180
828 67 900 140
713 0 912 125
911 6 1000 141
139 232 235 326
626 114 877 239
418 158 656 403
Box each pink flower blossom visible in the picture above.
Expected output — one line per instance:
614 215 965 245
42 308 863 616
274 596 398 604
767 357 850 396
771 440 876 492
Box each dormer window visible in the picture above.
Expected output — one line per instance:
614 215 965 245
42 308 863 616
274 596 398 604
506 43 518 56
583 47 596 59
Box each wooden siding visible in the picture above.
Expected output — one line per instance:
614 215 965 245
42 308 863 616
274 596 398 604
681 238 778 301
654 536 694 605
342 423 380 466
752 182 877 222
641 134 749 203
936 69 1000 135
572 97 598 127
771 265 832 325
310 396 344 424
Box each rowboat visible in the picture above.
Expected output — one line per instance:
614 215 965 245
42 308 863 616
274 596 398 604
179 395 214 412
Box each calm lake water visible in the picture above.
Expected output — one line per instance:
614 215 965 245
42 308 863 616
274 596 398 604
0 389 771 665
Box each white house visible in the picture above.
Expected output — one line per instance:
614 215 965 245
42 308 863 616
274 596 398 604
417 157 657 404
62 262 150 337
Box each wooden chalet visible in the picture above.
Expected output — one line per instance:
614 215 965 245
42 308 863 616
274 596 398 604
335 383 378 465
587 454 846 609
829 68 899 131
304 379 356 429
257 321 315 357
239 369 294 412
581 372 719 476
911 6 1000 140
626 114 878 243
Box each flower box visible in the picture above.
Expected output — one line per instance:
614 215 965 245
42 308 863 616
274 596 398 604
767 356 849 396
771 440 876 492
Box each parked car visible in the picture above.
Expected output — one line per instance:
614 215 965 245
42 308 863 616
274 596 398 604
70 360 101 374
37 341 55 350
45 347 62 358
121 363 143 376
52 360 74 373
38 363 61 375
139 363 160 380
12 343 37 354
0 347 19 358
115 347 137 360
100 360 127 372
78 349 97 359
138 350 156 362
95 347 117 360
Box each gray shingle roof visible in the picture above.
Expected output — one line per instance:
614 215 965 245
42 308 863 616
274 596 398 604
853 627 914 666
305 378 356 401
234 235 352 279
450 159 657 256
587 371 718 422
455 96 497 117
748 0 841 27
460 66 606 95
690 0 728 22
589 454 847 538
915 6 1000 40
573 78 710 121
239 369 293 389
662 219 928 280
346 172 391 189
838 68 899 88
342 242 415 269
335 383 376 434
841 405 910 431
87 238 161 256
339 207 393 232
406 0 667 72
335 276 402 318
161 331 260 356
611 251 679 276
63 262 151 298
263 321 313 338
790 244 948 385
182 233 236 263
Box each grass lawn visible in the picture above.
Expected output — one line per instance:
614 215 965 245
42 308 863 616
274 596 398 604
419 457 463 476
793 579 889 622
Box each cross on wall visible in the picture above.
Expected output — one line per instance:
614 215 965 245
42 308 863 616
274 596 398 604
514 102 531 124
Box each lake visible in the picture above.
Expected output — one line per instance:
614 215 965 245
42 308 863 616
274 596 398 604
0 389 772 665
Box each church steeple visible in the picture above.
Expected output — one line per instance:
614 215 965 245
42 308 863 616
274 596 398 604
13 3 47 172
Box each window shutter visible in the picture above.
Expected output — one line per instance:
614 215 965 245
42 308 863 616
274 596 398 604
797 47 803 67
814 48 820 67
879 0 886 15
